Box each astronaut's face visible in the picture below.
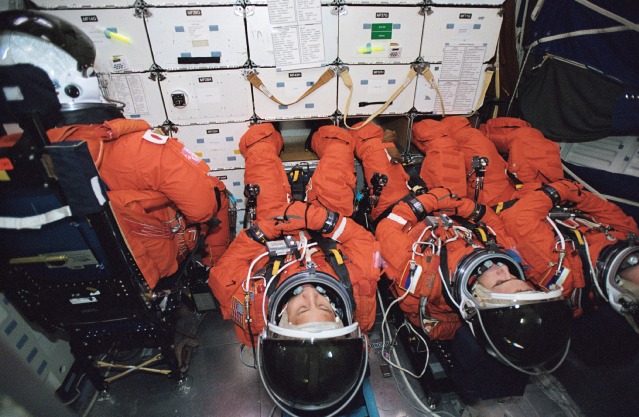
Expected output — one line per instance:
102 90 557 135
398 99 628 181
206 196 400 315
619 264 639 285
286 285 336 325
477 263 534 294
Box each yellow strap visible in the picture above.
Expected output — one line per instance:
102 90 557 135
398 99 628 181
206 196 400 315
246 68 336 107
341 65 446 130
272 259 281 276
572 229 585 246
472 67 495 113
495 202 504 214
293 170 299 181
330 249 344 265
341 67 418 130
476 227 487 242
420 66 446 117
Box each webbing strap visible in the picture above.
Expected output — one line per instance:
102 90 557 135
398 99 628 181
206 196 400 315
438 243 459 311
566 228 597 312
491 198 519 215
473 67 495 113
246 68 336 106
0 205 72 230
506 170 524 189
266 256 286 298
340 66 446 130
308 230 356 308
371 192 415 230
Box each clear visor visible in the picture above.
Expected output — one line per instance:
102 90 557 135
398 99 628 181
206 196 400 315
266 322 361 340
474 284 564 309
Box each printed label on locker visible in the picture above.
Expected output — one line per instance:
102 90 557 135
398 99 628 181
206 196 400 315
338 6 423 64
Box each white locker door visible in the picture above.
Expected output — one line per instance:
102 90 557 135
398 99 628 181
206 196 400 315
146 0 234 5
344 0 422 5
561 137 639 175
421 6 503 64
414 63 492 115
337 65 417 117
44 8 154 73
30 0 134 7
252 67 338 120
103 73 168 127
172 122 250 170
338 6 424 65
245 5 339 68
146 6 248 70
161 70 254 124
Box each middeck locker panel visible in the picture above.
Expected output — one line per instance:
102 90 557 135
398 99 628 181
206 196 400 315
44 8 154 73
342 0 422 5
146 0 236 5
103 73 168 127
338 6 424 65
172 122 250 170
145 6 248 70
414 63 491 114
251 67 338 120
161 70 254 124
246 5 339 68
560 137 639 176
30 0 134 7
420 6 503 64
337 64 417 117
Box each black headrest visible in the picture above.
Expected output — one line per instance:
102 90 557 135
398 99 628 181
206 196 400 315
0 64 62 131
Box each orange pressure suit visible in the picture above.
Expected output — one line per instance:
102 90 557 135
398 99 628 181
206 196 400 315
498 180 639 305
208 123 380 346
44 118 229 289
350 123 519 340
412 117 638 313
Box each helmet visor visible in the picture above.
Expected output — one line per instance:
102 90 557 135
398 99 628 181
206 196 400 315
476 299 572 369
259 336 366 412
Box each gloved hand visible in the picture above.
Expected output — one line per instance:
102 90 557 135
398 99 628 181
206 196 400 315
542 179 586 204
418 186 462 212
273 201 337 233
250 219 280 241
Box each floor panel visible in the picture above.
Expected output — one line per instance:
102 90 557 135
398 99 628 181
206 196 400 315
84 300 638 417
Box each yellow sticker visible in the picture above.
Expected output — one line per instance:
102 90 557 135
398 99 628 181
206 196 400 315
0 170 10 181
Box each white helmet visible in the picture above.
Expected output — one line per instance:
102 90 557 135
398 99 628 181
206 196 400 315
257 269 368 417
0 10 108 110
454 249 572 371
597 239 639 317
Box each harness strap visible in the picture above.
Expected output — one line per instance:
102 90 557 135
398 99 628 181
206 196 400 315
246 68 336 107
567 228 597 312
506 170 524 190
438 243 460 312
308 230 356 309
340 65 446 130
491 198 519 215
371 192 416 230
265 256 287 298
